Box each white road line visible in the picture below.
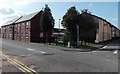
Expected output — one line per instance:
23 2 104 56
101 46 107 49
27 48 46 54
38 51 46 54
27 48 35 51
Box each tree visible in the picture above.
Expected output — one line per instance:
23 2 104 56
79 9 97 42
62 6 80 47
40 4 54 43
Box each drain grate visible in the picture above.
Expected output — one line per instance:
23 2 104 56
29 64 37 69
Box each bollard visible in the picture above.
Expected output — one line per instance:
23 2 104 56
68 42 70 48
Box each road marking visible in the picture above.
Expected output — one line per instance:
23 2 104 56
0 51 39 74
27 48 46 54
38 51 46 54
113 50 118 55
27 48 35 51
101 46 107 49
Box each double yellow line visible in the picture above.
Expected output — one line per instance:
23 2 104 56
0 51 39 74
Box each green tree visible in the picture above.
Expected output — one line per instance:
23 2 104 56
79 9 97 42
40 4 54 42
62 6 80 47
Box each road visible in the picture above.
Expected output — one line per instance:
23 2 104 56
0 38 119 73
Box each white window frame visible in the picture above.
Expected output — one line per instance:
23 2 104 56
21 33 24 39
15 33 17 37
26 22 29 29
15 25 17 28
22 23 24 28
18 24 20 29
10 34 12 37
26 33 28 39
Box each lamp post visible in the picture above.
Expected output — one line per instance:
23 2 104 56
58 19 61 41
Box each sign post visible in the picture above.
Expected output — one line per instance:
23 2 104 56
76 25 79 48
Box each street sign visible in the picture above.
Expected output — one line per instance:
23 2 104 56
76 25 79 48
76 25 79 30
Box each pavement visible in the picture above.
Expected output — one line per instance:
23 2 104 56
62 38 120 52
35 38 120 52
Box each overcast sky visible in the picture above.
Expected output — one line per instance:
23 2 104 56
0 0 119 29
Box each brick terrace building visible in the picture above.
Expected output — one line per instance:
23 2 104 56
1 17 21 40
81 12 120 43
1 10 43 42
93 14 120 43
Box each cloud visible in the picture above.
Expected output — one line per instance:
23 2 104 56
88 4 93 7
0 7 14 15
0 6 24 27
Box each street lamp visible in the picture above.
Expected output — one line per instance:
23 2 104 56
59 19 61 30
58 19 61 41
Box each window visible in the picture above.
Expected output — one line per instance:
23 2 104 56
21 33 24 39
10 25 12 29
26 22 29 29
22 23 24 28
7 34 8 37
10 26 12 31
40 32 43 37
15 25 17 28
3 27 6 30
18 33 20 36
10 34 12 37
26 33 28 38
18 24 20 29
7 26 9 29
15 33 17 37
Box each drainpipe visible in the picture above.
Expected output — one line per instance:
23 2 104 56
12 24 15 40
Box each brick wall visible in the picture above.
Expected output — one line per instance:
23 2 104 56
14 23 21 41
14 21 31 42
0 28 1 38
31 11 42 42
1 26 6 39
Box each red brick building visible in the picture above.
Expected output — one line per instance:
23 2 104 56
0 28 1 38
1 10 43 42
14 11 43 42
1 17 21 40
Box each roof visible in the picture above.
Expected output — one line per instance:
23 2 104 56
15 11 40 23
81 12 110 24
3 17 22 26
2 10 42 27
81 12 119 30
